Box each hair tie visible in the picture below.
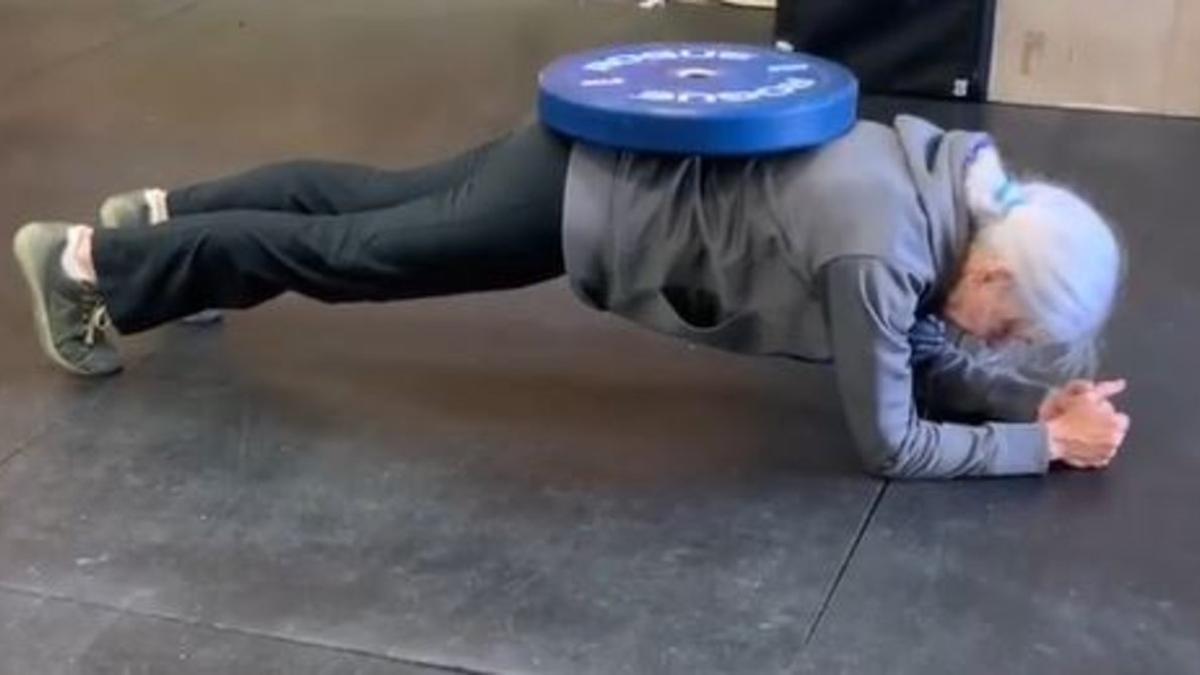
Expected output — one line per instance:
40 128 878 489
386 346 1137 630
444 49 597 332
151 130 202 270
994 178 1026 216
965 135 1026 217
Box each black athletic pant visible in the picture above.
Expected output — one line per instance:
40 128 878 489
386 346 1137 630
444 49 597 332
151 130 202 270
93 125 572 334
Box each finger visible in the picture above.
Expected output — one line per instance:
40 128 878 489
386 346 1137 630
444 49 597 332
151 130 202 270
1063 392 1113 414
1080 384 1119 405
1073 399 1115 420
1106 417 1131 440
1064 381 1094 396
1065 452 1106 469
1038 400 1059 420
1102 421 1126 442
1092 379 1128 400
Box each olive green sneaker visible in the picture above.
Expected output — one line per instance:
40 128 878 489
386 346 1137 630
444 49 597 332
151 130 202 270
98 189 166 230
12 222 122 377
98 188 222 324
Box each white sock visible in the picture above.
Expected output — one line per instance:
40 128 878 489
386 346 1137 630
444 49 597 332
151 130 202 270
146 188 169 225
60 225 95 284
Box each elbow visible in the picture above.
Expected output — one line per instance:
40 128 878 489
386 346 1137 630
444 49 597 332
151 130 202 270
856 426 922 480
860 452 909 480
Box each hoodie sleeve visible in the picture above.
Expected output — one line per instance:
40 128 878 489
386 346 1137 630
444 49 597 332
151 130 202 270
822 256 1051 479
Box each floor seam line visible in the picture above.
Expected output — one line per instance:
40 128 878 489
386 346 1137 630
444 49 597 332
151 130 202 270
0 350 157 476
0 426 51 472
799 481 889 651
0 394 99 474
0 583 497 675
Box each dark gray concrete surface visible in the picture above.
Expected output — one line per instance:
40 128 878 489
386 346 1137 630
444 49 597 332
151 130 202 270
1 1 1196 673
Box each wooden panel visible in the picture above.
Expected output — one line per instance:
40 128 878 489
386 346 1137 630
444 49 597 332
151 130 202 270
989 0 1181 114
1163 0 1200 116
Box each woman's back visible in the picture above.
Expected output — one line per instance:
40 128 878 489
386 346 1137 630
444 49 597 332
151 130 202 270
560 115 983 361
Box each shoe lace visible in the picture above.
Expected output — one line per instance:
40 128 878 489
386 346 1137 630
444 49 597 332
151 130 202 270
83 301 112 347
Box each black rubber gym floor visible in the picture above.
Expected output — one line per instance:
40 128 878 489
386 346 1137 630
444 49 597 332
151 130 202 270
1 2 1197 673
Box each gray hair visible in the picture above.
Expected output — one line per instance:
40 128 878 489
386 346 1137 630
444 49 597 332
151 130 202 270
964 142 1125 378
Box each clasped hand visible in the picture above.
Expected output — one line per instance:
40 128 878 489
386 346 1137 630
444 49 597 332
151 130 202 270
1039 380 1131 470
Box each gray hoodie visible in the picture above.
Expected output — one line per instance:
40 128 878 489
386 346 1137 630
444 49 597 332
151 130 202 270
561 114 1052 479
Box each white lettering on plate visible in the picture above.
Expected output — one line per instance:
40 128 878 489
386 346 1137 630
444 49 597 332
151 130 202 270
629 77 817 104
584 48 759 73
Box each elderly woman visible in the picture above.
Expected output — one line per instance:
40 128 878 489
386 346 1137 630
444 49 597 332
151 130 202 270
12 114 1129 480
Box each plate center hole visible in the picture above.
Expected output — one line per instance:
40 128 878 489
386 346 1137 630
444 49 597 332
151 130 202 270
675 68 719 80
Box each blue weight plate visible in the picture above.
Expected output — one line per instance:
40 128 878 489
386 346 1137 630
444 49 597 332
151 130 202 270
538 42 858 156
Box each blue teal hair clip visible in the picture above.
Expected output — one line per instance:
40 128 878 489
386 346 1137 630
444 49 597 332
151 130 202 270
994 178 1026 216
964 137 995 167
965 136 1026 216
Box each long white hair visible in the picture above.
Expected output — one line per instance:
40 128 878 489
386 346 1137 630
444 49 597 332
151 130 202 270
963 140 1125 378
